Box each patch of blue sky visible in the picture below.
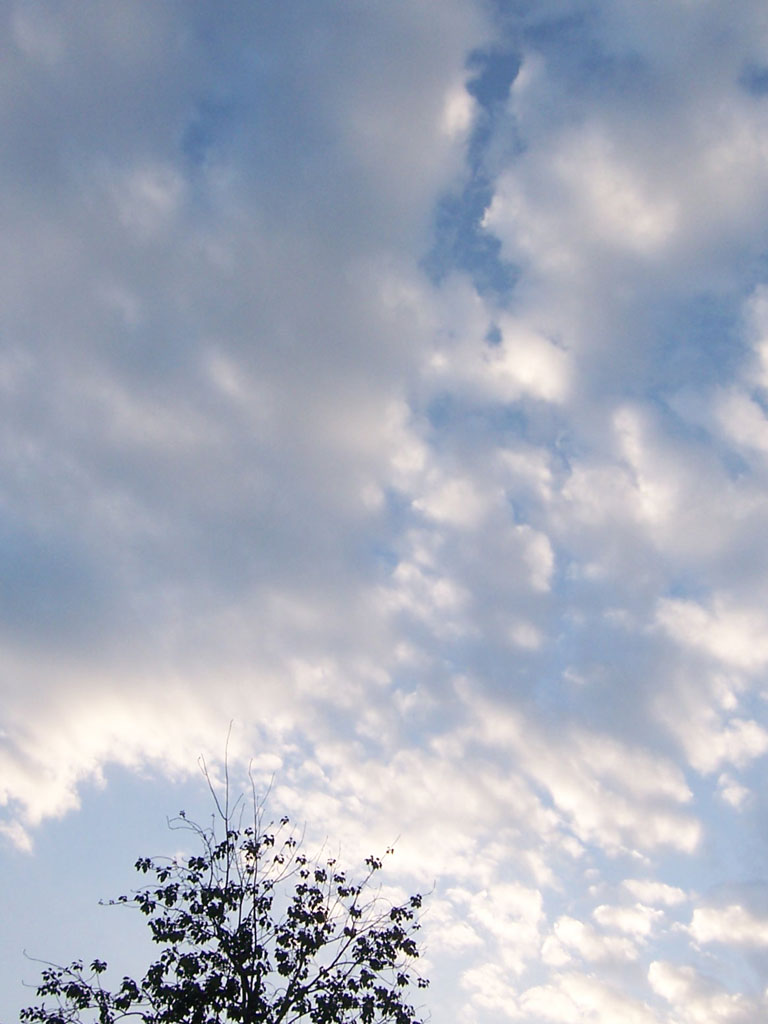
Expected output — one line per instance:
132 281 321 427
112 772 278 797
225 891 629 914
484 322 502 346
466 47 521 108
424 389 529 441
739 63 768 97
423 47 521 296
512 0 652 85
424 182 518 297
179 96 240 174
0 768 217 1022
535 631 647 728
646 295 749 392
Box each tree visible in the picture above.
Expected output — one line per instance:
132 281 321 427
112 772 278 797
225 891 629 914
21 786 429 1024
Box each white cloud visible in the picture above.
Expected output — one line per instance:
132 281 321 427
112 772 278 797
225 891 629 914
716 773 750 809
622 879 687 907
507 619 544 650
383 559 470 634
518 523 555 592
424 896 484 954
413 473 495 529
497 445 554 503
551 126 679 254
488 28 768 292
484 117 681 277
655 681 768 776
0 819 32 853
744 284 768 392
657 596 768 674
542 916 639 965
689 904 768 947
110 162 186 239
460 962 518 1020
467 884 544 974
650 960 763 1023
440 82 475 138
593 903 663 938
517 971 658 1024
425 304 570 407
490 320 570 404
716 388 768 457
468 695 700 855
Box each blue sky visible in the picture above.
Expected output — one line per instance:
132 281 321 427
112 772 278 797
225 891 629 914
4 1 768 1021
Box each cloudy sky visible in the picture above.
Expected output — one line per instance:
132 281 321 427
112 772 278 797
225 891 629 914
5 1 768 1021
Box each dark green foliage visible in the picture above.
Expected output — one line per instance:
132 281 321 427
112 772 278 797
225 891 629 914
22 807 428 1024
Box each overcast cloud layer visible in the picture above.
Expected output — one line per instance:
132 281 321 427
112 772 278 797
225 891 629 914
4 1 768 1021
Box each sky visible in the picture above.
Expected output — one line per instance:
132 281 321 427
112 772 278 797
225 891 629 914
4 0 768 1021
